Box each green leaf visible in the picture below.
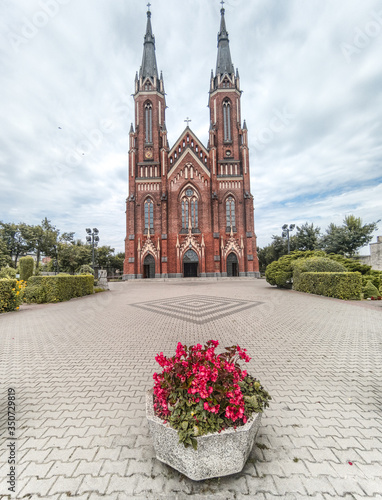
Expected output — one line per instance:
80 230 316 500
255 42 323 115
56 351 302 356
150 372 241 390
181 421 188 431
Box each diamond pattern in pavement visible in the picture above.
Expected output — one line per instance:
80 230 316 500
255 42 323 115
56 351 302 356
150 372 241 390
131 294 262 324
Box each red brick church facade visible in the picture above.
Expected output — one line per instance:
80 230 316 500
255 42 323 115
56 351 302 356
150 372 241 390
123 6 260 279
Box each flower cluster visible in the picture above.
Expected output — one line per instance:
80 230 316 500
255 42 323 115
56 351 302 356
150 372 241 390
152 340 270 449
0 279 26 314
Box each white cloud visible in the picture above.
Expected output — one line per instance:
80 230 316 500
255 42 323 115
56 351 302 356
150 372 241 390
0 0 381 255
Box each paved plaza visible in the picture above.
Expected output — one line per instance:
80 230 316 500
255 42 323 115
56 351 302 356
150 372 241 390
0 278 381 499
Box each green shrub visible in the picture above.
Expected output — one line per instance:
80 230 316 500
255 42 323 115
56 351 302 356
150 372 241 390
293 257 347 291
24 284 47 304
294 257 346 274
19 256 35 281
77 264 94 276
363 280 380 299
265 250 372 288
265 250 327 288
0 266 16 279
293 272 362 300
25 275 94 303
362 270 382 290
327 254 371 274
0 279 26 313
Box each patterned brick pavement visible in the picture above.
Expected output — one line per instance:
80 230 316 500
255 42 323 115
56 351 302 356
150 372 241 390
0 278 381 499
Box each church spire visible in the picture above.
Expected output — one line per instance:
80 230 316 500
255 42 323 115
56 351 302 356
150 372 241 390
139 5 158 80
215 3 234 77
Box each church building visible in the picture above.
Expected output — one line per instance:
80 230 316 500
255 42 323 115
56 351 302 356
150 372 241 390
123 5 260 279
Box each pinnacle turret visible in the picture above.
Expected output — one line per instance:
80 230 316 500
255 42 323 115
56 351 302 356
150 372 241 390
139 8 158 80
215 6 235 77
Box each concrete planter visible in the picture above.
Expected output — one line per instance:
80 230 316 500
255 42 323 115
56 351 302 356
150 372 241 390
146 389 262 481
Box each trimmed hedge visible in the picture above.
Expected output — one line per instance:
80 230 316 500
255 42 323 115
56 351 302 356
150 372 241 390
293 271 362 300
265 250 372 289
25 275 94 304
19 256 34 281
0 279 26 313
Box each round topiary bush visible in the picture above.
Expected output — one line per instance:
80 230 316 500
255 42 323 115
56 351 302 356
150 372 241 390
293 257 347 274
363 280 379 299
0 266 16 279
77 264 94 276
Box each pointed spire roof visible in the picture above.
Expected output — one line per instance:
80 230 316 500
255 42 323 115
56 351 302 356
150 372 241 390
216 5 235 77
140 7 158 80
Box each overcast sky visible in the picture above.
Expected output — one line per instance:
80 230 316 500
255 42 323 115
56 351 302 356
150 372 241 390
1 0 381 254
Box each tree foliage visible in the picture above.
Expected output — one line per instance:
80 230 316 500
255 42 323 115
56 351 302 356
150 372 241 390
295 223 321 251
320 215 379 257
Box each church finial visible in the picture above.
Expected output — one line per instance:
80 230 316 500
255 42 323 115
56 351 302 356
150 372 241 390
215 2 234 77
140 5 159 80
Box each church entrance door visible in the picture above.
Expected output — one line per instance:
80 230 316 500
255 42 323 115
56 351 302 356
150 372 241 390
183 249 199 278
143 254 155 279
227 252 239 277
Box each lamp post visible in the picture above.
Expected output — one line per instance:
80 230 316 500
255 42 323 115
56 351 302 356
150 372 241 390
86 228 99 269
282 224 295 254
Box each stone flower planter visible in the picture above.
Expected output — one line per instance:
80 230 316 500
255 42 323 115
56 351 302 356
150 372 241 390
146 389 262 481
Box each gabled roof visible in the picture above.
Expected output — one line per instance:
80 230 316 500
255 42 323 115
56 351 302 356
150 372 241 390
167 148 211 179
168 126 208 156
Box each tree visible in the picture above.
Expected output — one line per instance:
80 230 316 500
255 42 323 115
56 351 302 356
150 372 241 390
321 215 379 257
109 252 125 272
30 218 59 268
0 239 11 268
0 222 34 267
257 235 297 273
96 246 115 269
295 223 321 251
57 241 92 274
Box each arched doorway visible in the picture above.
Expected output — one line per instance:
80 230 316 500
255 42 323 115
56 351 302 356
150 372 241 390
143 254 155 279
183 249 199 278
227 252 239 277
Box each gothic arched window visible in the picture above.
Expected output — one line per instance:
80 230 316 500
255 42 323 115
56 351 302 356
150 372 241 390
144 198 154 232
145 103 152 143
226 196 235 229
181 188 198 230
223 100 231 142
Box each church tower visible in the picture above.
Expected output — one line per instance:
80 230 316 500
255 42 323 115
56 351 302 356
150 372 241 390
123 5 259 279
208 4 258 277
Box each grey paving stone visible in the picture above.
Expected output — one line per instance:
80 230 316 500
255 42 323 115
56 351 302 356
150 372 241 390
1 279 381 498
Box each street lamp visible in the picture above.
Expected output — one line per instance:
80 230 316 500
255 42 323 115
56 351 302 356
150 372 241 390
86 228 100 269
282 224 295 254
